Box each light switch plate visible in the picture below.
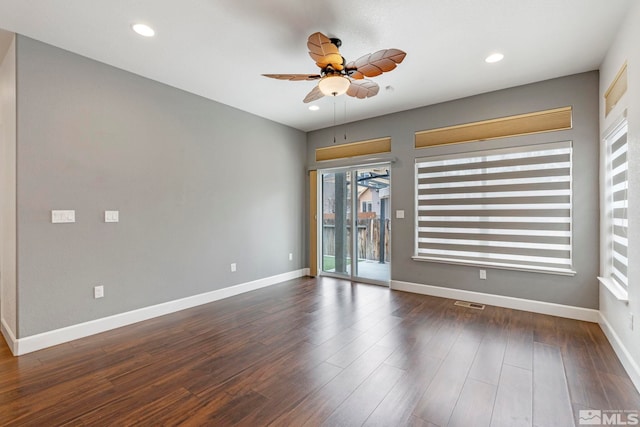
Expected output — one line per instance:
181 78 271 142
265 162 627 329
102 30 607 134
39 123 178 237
105 210 119 223
52 210 75 223
94 285 104 299
396 210 405 219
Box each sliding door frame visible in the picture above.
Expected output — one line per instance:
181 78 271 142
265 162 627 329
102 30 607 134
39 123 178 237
315 161 392 287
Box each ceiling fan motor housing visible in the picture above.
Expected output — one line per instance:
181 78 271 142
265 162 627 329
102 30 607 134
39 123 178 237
322 63 347 77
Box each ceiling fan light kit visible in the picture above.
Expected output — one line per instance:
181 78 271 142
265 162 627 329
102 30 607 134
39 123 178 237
318 75 351 96
263 32 406 102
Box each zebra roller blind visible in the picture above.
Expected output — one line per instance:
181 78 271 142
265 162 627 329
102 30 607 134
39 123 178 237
606 121 628 289
415 141 574 274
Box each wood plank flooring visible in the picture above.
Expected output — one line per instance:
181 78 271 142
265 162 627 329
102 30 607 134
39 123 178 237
0 276 638 426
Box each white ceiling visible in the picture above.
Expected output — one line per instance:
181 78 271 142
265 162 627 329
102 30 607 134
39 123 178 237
0 0 632 132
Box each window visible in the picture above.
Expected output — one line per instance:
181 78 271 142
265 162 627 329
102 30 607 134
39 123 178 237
414 141 574 275
600 118 628 297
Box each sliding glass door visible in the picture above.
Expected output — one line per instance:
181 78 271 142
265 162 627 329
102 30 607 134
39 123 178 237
320 165 390 284
321 171 352 276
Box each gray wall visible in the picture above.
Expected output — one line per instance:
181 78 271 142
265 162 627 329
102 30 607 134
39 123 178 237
308 72 600 309
0 35 17 335
15 36 306 337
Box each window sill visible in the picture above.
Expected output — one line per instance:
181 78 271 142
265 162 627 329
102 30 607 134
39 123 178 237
597 276 629 302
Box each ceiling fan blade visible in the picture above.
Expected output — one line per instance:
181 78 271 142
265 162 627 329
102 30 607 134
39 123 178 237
346 48 406 78
307 32 344 71
262 74 321 81
303 85 325 103
346 80 380 99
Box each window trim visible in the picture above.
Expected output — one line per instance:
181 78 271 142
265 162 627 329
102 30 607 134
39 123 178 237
414 140 576 276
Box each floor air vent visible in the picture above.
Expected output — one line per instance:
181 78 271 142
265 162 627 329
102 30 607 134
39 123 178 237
454 301 485 310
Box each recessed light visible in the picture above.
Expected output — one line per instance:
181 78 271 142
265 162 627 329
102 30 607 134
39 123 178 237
132 23 155 37
309 105 320 111
485 53 504 63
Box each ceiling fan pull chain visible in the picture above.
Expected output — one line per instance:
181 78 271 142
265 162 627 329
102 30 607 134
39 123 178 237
344 100 347 140
333 97 337 143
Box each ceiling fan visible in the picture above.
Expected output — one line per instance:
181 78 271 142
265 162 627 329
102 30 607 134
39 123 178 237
263 32 406 103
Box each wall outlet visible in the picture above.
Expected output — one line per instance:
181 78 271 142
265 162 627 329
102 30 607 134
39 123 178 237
230 263 237 272
94 285 104 299
105 210 119 223
479 269 487 280
289 253 293 261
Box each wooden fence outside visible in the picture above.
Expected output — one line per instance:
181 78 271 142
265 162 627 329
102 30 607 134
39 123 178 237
322 218 390 262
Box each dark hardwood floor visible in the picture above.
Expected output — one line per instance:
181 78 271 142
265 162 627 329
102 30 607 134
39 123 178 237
0 276 638 426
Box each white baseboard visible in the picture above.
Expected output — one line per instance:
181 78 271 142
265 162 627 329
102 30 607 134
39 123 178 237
1 318 18 355
390 280 599 323
598 312 640 393
9 268 310 356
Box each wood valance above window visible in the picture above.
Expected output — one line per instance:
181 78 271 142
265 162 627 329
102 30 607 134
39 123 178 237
415 106 573 149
